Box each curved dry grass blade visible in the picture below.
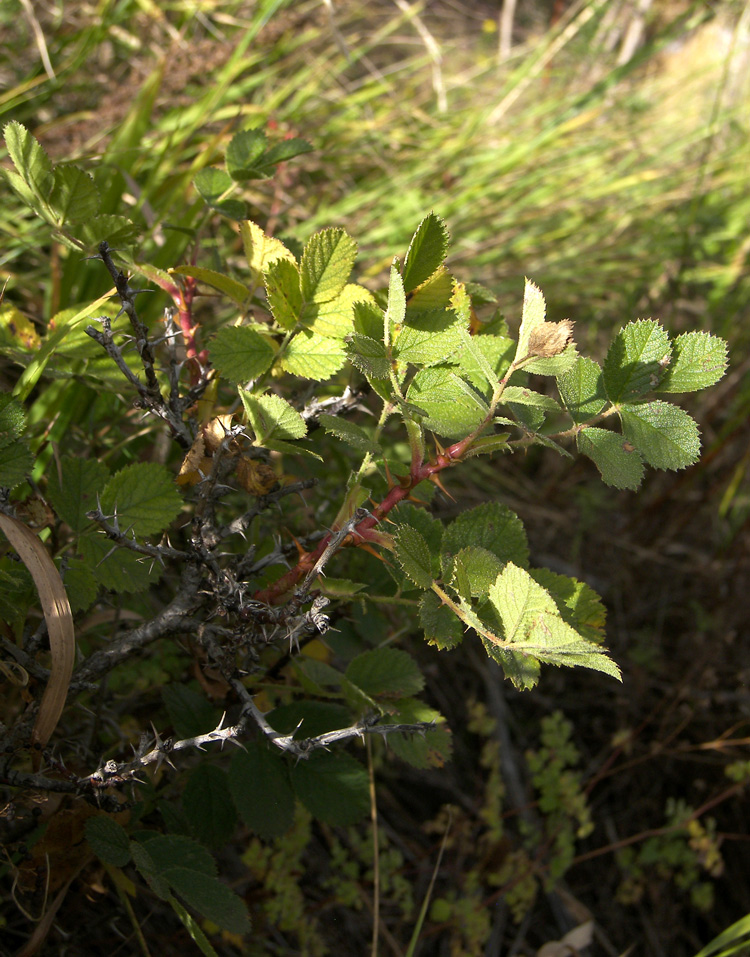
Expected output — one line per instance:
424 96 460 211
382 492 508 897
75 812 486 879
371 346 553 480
0 514 75 760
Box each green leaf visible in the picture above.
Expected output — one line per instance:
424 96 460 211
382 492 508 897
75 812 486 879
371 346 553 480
345 333 391 379
419 591 463 650
183 765 237 849
162 684 217 739
302 283 373 339
0 394 26 449
394 310 466 368
317 413 381 453
4 121 53 200
265 257 302 330
229 743 295 839
209 326 275 383
140 834 216 876
603 319 671 402
577 426 645 490
269 701 352 738
168 897 222 957
457 330 513 392
345 647 425 699
451 546 505 599
193 167 245 219
47 455 109 534
619 400 700 470
402 214 450 294
656 331 728 393
171 265 250 307
280 330 346 380
290 751 369 825
72 213 140 249
300 228 357 304
463 433 511 459
85 816 131 867
0 439 32 489
60 557 99 612
386 262 406 329
48 165 99 225
514 278 546 364
165 868 251 935
488 563 621 680
407 367 488 438
557 357 608 424
383 698 452 769
441 502 529 580
240 391 307 444
78 532 163 594
393 524 434 589
225 128 268 180
131 841 172 900
500 386 562 413
530 568 606 645
100 462 182 537
260 137 313 168
241 220 296 288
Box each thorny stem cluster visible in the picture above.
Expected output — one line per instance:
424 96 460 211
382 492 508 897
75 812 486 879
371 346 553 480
0 245 433 803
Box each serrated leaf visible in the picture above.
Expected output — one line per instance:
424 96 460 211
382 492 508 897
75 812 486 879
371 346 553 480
302 283 374 339
225 128 268 180
73 213 139 249
300 228 357 304
407 266 454 314
394 310 466 367
488 563 620 680
530 568 606 645
402 214 450 294
131 841 172 900
166 868 251 935
525 342 578 376
0 439 32 489
142 834 216 876
260 137 313 167
619 400 700 470
501 386 562 412
603 319 671 402
269 701 352 738
85 816 131 867
656 331 728 393
345 647 425 699
515 278 546 363
48 165 99 225
193 168 245 219
317 413 381 453
59 557 98 612
209 326 275 383
183 765 237 848
79 532 163 594
458 333 515 391
264 257 302 330
171 266 250 306
4 121 53 199
451 546 505 599
100 463 182 537
353 299 385 339
577 426 645 490
162 684 217 738
47 455 109 534
280 330 345 380
557 356 608 424
240 391 306 444
383 698 452 769
441 502 528 580
241 220 296 288
345 333 391 379
386 262 406 329
464 433 511 458
229 743 295 839
393 524 434 589
407 367 488 438
419 591 463 650
290 751 369 825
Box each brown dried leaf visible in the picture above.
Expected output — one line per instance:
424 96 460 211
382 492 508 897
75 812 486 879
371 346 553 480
527 319 575 358
0 514 75 761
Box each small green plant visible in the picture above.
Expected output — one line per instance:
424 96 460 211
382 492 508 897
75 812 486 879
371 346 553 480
0 122 729 951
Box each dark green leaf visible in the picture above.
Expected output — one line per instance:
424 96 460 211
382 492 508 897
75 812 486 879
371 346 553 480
393 524 434 589
183 765 237 849
48 455 109 534
290 751 369 825
228 743 295 839
577 426 645 490
402 214 450 293
165 868 251 935
619 400 700 470
100 462 182 537
441 502 528 579
162 684 217 739
85 816 131 867
603 319 671 402
346 647 425 699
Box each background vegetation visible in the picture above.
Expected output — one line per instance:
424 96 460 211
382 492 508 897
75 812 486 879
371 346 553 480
1 0 749 954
